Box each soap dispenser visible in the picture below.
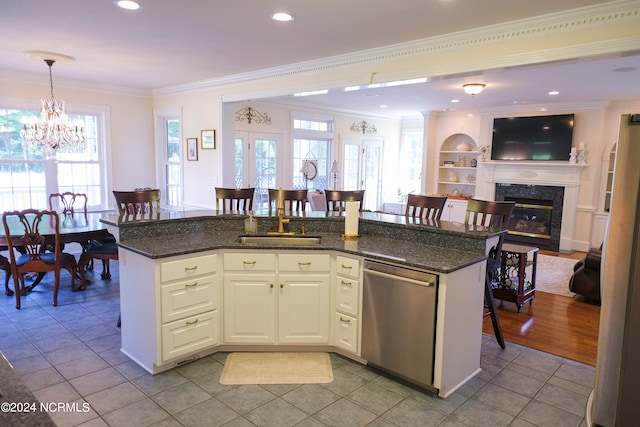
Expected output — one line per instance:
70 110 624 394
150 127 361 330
244 211 257 234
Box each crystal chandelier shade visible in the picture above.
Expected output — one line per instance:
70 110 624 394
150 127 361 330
20 59 85 152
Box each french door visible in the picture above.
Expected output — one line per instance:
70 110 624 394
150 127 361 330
340 136 383 211
235 131 283 210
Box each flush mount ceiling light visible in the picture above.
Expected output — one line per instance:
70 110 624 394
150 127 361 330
462 83 486 95
115 1 140 10
272 12 295 22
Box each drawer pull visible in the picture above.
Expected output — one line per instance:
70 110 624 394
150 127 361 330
186 319 199 325
340 280 352 286
184 266 198 272
298 261 311 266
185 281 198 288
340 317 351 323
243 260 256 265
341 264 353 269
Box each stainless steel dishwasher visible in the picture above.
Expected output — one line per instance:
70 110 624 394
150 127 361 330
362 260 438 391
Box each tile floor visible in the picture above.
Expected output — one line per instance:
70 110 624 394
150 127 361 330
0 263 595 427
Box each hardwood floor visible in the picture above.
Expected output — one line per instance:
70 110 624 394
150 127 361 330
482 250 601 367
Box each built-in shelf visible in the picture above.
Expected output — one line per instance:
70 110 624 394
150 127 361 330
437 134 477 198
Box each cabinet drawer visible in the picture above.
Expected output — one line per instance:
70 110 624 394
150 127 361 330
334 312 358 354
161 311 218 362
160 254 217 283
279 253 330 273
161 275 217 323
335 275 359 317
336 255 360 279
224 253 276 271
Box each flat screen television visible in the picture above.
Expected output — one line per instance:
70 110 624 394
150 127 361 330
490 114 575 161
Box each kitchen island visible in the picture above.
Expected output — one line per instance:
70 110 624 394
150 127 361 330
102 210 505 397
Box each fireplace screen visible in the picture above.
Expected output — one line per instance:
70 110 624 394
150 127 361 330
507 202 553 239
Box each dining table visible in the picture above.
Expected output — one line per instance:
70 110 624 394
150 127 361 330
0 211 114 295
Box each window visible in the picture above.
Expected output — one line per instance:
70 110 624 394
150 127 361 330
0 104 108 211
398 130 423 199
292 115 334 191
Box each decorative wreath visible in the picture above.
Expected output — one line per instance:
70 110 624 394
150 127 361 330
478 145 490 156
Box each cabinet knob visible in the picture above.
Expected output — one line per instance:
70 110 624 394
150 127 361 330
280 283 284 289
270 283 274 289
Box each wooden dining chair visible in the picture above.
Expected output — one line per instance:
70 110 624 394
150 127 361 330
82 189 162 279
215 187 255 212
268 188 308 213
113 189 161 215
324 189 365 212
2 209 79 309
405 194 447 220
49 192 88 215
50 191 117 278
1 254 12 296
465 199 515 349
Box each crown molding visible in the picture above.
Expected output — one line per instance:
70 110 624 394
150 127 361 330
0 70 152 98
153 0 640 97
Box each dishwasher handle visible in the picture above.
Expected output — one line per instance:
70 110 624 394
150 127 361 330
363 267 435 287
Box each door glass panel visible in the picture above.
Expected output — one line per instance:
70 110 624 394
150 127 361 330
363 144 382 211
235 137 244 188
343 144 360 191
254 139 277 209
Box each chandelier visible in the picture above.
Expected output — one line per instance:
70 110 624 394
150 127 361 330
20 59 85 153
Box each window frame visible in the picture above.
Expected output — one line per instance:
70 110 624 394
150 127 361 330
0 97 112 212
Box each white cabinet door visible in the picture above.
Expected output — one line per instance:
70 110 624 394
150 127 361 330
334 312 358 353
223 274 277 343
443 199 468 223
278 274 330 343
161 311 219 361
335 276 359 317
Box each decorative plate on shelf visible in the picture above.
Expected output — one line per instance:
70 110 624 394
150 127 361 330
456 142 472 151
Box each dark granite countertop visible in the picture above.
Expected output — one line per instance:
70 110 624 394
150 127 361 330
117 229 484 273
106 210 503 273
0 352 56 427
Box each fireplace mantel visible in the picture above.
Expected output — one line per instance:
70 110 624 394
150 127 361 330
476 161 588 252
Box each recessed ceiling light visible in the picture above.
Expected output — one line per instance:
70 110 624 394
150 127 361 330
293 89 327 97
379 105 388 108
451 99 460 103
115 1 140 10
548 90 560 96
272 12 295 22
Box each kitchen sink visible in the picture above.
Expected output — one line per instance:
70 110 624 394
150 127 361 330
238 235 322 245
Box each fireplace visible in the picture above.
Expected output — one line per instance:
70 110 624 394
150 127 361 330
495 184 564 251
477 161 586 252
506 198 553 239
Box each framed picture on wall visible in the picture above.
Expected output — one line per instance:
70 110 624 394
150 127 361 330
201 129 216 149
187 137 198 161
